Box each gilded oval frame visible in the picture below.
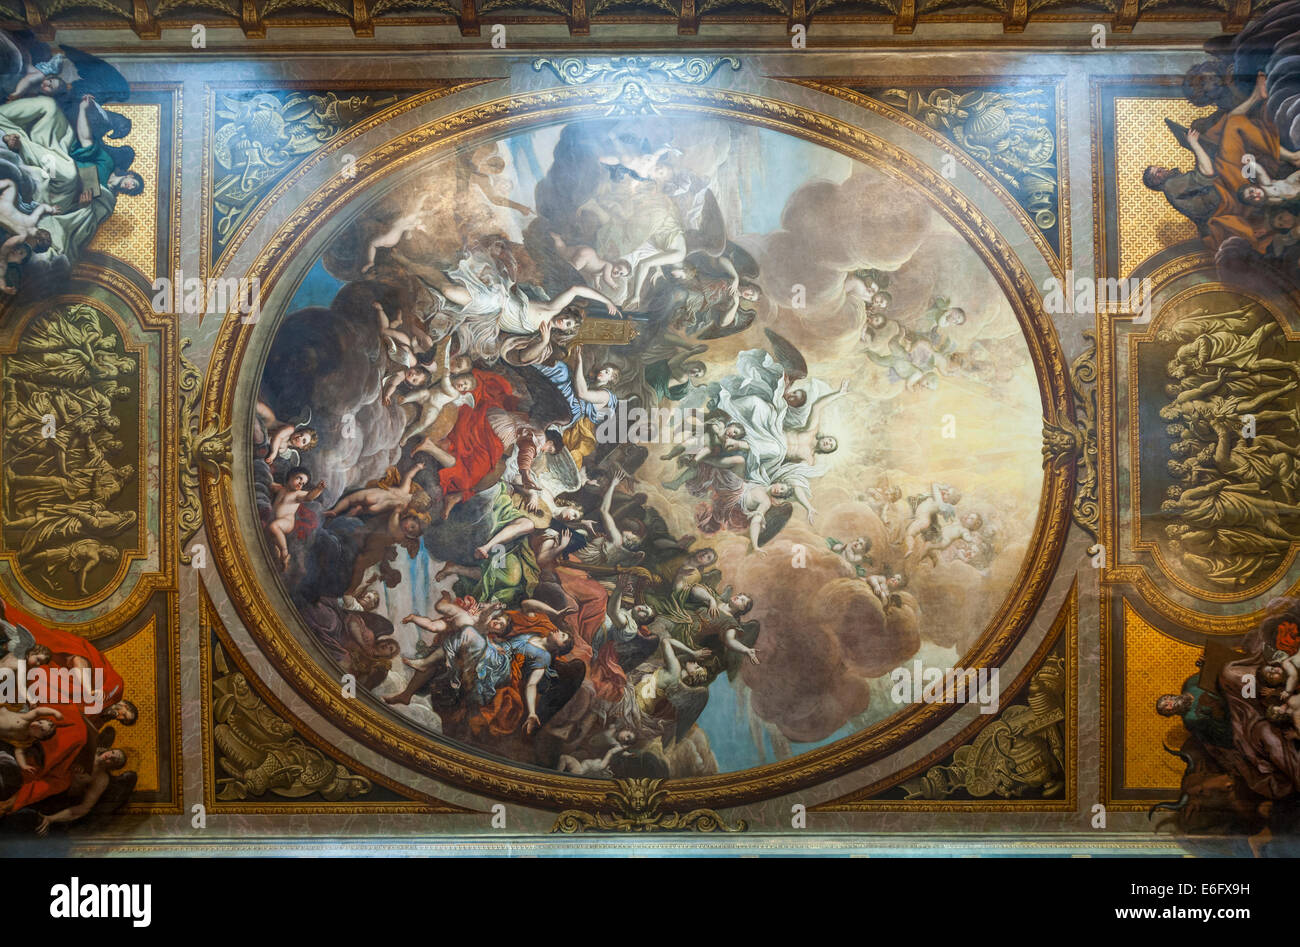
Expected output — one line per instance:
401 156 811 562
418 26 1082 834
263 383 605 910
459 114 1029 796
202 84 1075 810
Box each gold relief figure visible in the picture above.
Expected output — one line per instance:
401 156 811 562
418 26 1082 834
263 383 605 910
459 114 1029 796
882 87 1058 230
1 301 137 602
1155 300 1300 590
25 538 120 595
212 651 373 802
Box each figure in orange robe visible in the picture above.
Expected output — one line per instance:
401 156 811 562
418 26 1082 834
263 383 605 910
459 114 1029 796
1206 112 1282 254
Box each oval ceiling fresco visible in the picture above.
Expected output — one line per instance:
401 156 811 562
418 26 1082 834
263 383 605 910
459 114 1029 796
224 98 1064 798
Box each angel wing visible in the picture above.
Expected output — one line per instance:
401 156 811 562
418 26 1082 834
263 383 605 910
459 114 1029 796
763 328 809 382
0 32 26 99
61 44 132 106
756 500 794 546
683 189 727 258
0 620 34 660
667 680 710 745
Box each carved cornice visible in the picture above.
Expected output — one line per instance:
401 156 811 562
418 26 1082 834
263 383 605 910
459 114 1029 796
0 0 1260 38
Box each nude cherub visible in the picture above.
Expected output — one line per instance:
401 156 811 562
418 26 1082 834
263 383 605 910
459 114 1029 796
362 193 432 274
0 705 61 776
1273 651 1300 727
829 536 872 574
549 232 631 298
399 344 476 445
920 511 984 565
904 482 961 555
266 465 325 571
324 463 424 520
0 178 55 241
255 400 318 465
866 571 907 608
556 733 635 777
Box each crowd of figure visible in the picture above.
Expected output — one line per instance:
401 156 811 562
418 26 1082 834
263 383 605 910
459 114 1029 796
2 303 137 597
0 600 139 836
251 115 1012 776
1158 304 1300 588
251 124 810 776
0 31 144 295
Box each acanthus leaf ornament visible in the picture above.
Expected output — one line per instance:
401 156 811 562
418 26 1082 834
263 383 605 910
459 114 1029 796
552 779 747 833
1043 330 1099 541
532 56 740 114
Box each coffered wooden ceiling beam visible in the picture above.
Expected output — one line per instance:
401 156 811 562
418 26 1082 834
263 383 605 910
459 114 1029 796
4 0 1256 40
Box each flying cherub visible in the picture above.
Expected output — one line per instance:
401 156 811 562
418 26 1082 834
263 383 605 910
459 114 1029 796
324 463 426 520
266 465 326 570
903 482 961 555
397 343 476 446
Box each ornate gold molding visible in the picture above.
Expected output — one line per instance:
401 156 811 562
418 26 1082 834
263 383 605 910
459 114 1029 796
0 265 178 636
199 585 476 813
813 579 1077 811
782 77 1069 281
1097 260 1300 632
200 80 492 284
179 338 231 565
553 779 747 833
1043 330 1099 541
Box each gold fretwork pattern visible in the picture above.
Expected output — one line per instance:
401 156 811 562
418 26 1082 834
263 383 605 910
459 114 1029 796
1114 97 1216 279
102 617 159 792
1122 601 1201 790
87 103 160 278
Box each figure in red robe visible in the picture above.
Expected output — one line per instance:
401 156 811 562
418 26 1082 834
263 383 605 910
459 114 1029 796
0 704 91 814
430 368 516 517
10 604 124 715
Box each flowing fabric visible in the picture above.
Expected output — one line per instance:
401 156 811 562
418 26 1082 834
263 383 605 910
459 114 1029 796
437 368 515 500
554 565 627 701
20 610 124 712
1 704 90 813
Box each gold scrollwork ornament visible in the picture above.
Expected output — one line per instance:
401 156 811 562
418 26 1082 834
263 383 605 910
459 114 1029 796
552 779 747 833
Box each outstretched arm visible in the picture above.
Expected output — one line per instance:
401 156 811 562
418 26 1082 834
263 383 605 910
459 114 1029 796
573 348 612 408
1186 129 1214 177
399 462 424 493
599 471 624 545
607 574 631 624
433 596 479 629
793 483 816 525
75 96 95 149
659 634 682 676
37 769 111 836
538 284 622 319
1229 72 1268 118
747 490 772 552
524 668 546 733
439 343 457 397
802 379 851 432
